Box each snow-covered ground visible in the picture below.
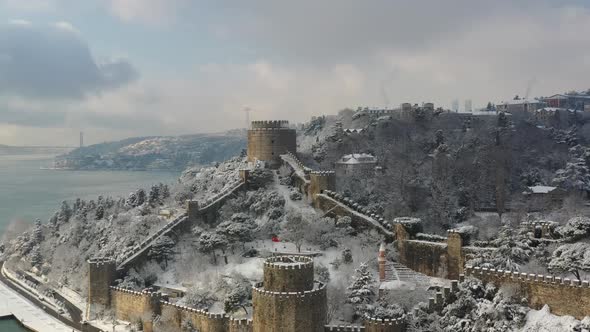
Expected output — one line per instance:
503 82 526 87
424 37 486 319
0 279 77 332
522 305 588 332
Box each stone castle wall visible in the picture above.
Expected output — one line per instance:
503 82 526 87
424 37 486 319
396 239 448 278
263 256 314 292
314 193 392 236
87 257 116 319
252 282 327 332
466 266 590 319
324 326 365 331
88 258 116 307
248 120 296 168
309 171 336 208
446 231 464 280
394 225 464 279
364 317 405 332
110 287 161 323
160 301 231 332
94 255 404 332
229 318 254 332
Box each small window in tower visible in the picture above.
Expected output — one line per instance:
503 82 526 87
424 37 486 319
272 152 275 155
271 140 275 144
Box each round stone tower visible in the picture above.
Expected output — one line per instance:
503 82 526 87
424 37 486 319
247 120 297 168
87 257 116 318
252 256 327 332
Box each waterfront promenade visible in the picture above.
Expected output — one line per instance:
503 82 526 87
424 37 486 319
0 277 76 332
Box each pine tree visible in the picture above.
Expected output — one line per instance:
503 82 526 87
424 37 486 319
58 201 72 224
136 189 146 206
148 185 160 205
216 218 254 252
548 242 590 280
126 192 138 208
197 232 229 264
553 153 590 194
95 205 105 220
160 183 170 199
33 219 43 244
29 245 42 267
148 236 176 267
347 263 376 311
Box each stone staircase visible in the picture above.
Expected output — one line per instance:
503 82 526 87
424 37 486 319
199 179 244 210
382 261 396 281
389 261 431 287
117 213 188 270
117 178 246 271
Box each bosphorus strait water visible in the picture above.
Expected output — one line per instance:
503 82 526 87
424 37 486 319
0 153 178 332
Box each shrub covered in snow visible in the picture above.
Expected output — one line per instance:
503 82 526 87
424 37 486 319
555 216 590 241
408 278 528 332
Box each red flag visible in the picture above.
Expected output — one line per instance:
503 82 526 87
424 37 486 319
271 236 280 242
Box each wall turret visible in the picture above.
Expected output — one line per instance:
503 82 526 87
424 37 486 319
253 255 327 332
247 120 296 168
309 171 336 207
87 257 116 318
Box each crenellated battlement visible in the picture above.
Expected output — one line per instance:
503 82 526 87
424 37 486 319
262 255 315 292
322 190 389 227
250 120 290 129
310 170 336 176
465 264 590 319
284 150 312 174
110 286 162 297
254 255 328 331
252 281 327 298
264 255 314 270
363 316 406 332
229 317 253 326
427 280 459 313
248 120 297 167
465 265 586 287
324 325 365 331
88 257 116 265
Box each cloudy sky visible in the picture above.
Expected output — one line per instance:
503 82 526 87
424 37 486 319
1 0 590 146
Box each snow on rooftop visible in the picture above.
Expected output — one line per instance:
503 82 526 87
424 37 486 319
528 185 557 194
536 107 577 113
343 128 364 133
498 99 542 105
337 153 377 164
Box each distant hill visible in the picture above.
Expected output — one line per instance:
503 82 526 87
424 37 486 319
54 131 247 171
0 145 73 155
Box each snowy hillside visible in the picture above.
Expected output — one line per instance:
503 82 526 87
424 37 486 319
54 132 246 171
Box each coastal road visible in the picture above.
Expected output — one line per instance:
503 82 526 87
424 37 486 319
0 261 102 332
21 273 83 324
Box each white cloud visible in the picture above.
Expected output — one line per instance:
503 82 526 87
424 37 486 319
106 0 186 25
2 1 590 146
54 21 79 34
0 0 56 11
7 19 32 26
0 21 138 99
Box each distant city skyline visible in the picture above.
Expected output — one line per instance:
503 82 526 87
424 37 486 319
0 0 589 146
